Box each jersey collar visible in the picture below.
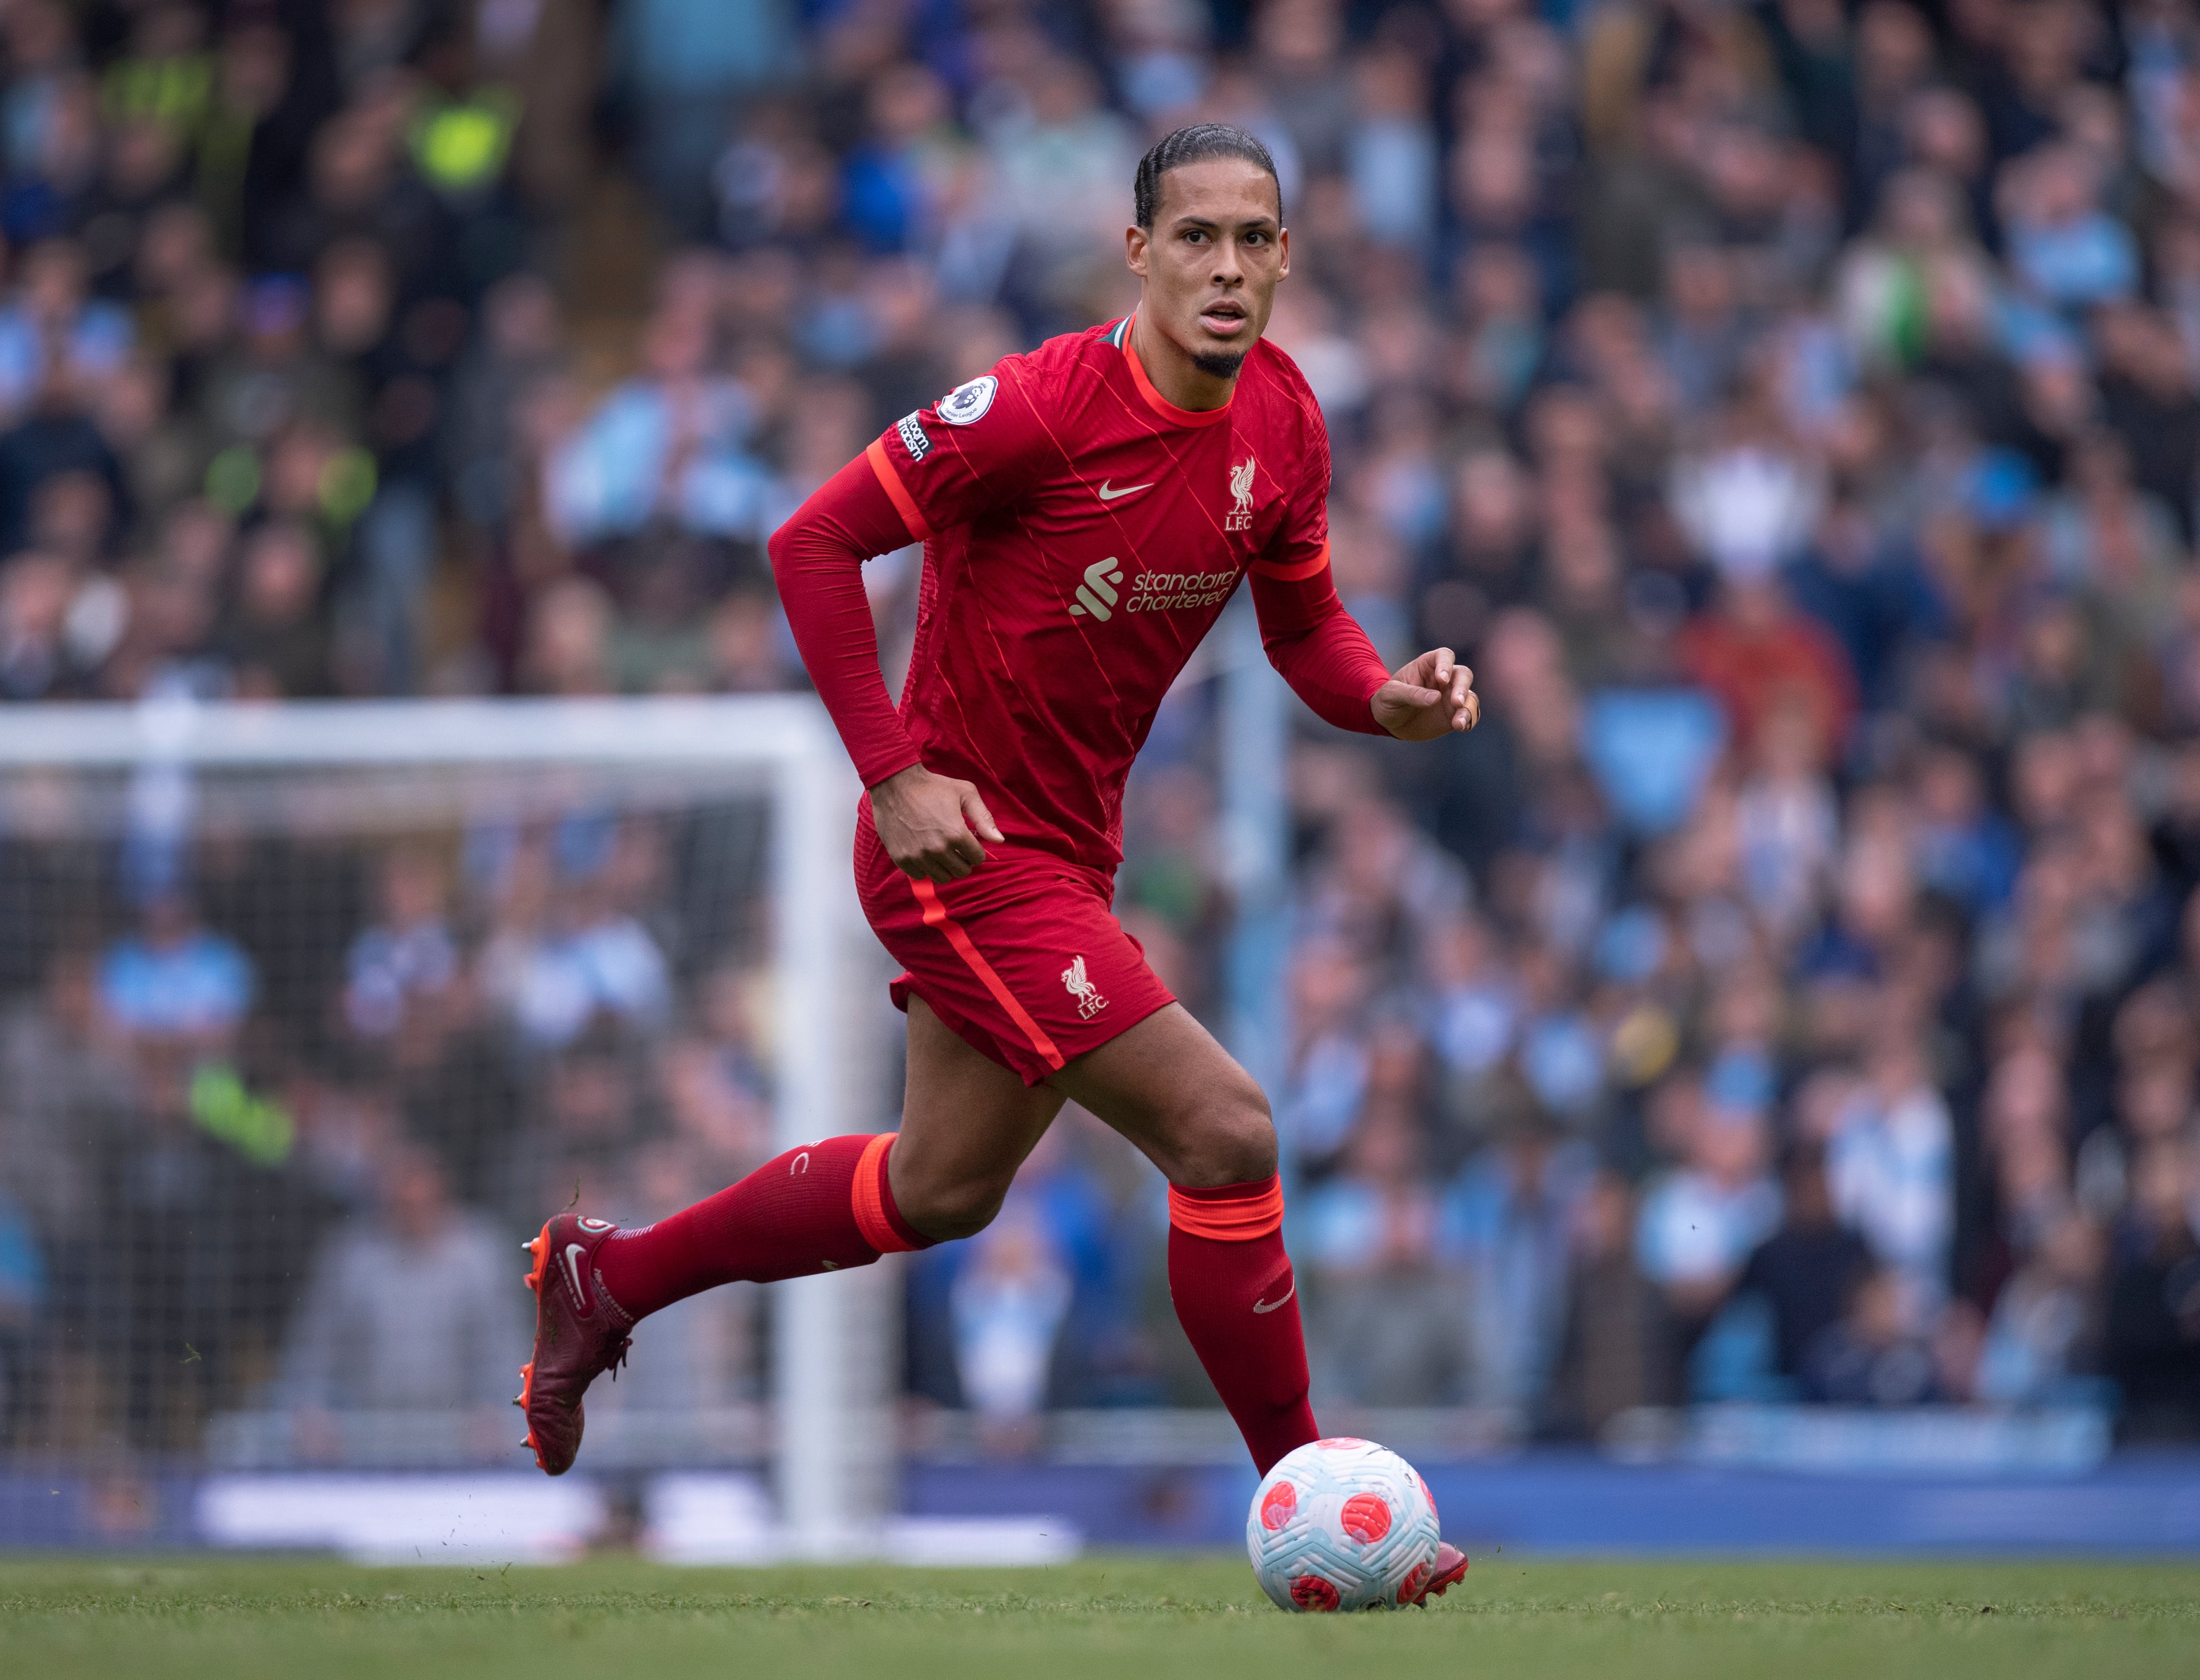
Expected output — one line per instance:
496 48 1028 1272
1116 312 1234 429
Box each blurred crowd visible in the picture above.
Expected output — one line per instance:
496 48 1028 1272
3 0 2200 1457
0 794 782 1452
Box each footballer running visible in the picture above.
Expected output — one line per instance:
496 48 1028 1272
516 124 1477 1601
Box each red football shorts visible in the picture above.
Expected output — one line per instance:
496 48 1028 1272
855 810 1176 1085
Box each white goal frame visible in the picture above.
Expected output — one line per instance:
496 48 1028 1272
0 695 888 1554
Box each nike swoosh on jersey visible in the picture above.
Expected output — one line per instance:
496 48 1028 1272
1096 480 1154 501
1252 1279 1296 1314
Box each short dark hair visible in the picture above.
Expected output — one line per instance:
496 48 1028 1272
1133 124 1283 229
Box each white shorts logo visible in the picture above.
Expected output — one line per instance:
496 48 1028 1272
937 375 998 426
1062 955 1108 1018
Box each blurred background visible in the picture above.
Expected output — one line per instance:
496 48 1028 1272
1 0 2199 1557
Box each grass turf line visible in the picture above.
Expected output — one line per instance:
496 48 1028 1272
3 1555 2194 1680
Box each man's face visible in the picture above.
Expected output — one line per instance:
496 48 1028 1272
1126 158 1289 378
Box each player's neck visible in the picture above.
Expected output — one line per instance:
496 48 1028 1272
1128 311 1241 412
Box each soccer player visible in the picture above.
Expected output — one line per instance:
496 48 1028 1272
517 124 1475 1598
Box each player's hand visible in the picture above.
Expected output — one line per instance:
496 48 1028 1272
1371 648 1479 742
870 764 1004 882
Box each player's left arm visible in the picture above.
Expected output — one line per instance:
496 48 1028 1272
1248 427 1478 742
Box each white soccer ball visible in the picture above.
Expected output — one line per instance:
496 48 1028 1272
1245 1437 1444 1612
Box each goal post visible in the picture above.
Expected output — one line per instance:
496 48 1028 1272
0 695 893 1550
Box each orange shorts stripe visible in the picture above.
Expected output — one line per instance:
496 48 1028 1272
865 437 935 542
849 1131 917 1253
1249 541 1330 582
1169 1178 1285 1241
908 878 1066 1071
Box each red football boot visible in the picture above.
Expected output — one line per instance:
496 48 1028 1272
515 1212 634 1475
1406 1543 1470 1607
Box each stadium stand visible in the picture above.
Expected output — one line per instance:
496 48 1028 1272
0 0 2196 1486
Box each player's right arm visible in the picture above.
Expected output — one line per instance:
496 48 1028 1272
766 455 1002 883
767 366 1043 882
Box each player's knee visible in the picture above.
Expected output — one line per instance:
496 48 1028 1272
896 1174 1011 1244
1168 1075 1277 1187
1213 1093 1280 1184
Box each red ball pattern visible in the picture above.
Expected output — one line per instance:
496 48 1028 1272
1260 1481 1298 1531
1397 1561 1432 1605
1339 1493 1392 1544
1290 1575 1342 1612
1314 1436 1368 1450
1420 1474 1440 1523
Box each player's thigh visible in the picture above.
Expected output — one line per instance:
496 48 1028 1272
1046 1002 1275 1188
890 993 1066 1239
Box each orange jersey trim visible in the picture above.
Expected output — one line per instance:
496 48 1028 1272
907 878 1066 1071
1249 540 1330 582
1122 314 1233 429
865 437 935 542
849 1131 918 1253
1169 1177 1285 1241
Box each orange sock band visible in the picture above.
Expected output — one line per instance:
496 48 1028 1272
849 1132 926 1253
1168 1175 1285 1242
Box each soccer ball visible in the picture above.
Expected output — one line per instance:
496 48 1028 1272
1246 1437 1444 1612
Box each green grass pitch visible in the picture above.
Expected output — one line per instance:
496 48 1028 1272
3 1554 2194 1680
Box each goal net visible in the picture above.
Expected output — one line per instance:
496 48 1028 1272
0 696 898 1552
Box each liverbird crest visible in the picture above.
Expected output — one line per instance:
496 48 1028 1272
1229 457 1256 514
1061 954 1108 1017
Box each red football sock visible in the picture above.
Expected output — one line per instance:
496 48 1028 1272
1167 1176 1319 1476
594 1133 930 1319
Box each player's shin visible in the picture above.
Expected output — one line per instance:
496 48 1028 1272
1166 1176 1320 1477
592 1132 932 1320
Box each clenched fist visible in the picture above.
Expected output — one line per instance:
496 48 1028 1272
870 764 1005 882
1371 648 1480 742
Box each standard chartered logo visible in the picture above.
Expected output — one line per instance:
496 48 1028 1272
1129 569 1236 611
1068 557 1125 620
1068 558 1235 622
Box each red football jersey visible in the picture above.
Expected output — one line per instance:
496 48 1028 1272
860 314 1367 868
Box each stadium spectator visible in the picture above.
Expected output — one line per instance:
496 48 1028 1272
2103 1136 2200 1438
950 1197 1073 1451
277 1140 522 1444
1636 1086 1782 1334
1732 1143 1875 1387
474 823 671 1049
342 845 459 1042
1801 1264 1947 1406
1821 1036 1956 1319
0 1187 44 1447
1442 1096 1595 1413
96 892 254 1046
1548 1172 1681 1438
1974 1212 2107 1406
1304 1108 1469 1406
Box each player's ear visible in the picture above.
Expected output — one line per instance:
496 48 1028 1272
1276 226 1290 279
1126 224 1149 277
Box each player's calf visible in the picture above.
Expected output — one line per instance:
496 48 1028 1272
523 1133 937 1475
1048 1007 1315 1473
